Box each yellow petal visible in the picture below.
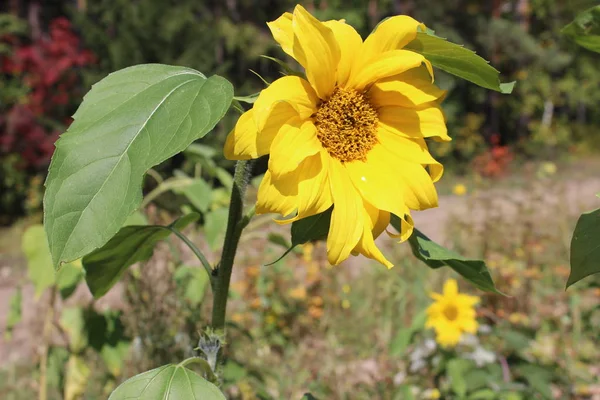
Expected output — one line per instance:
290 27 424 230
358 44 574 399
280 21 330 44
360 16 423 64
347 50 425 91
253 76 318 130
369 65 446 108
345 144 409 219
443 279 459 297
378 103 450 142
269 119 321 179
292 5 340 99
267 12 307 66
296 150 332 219
323 20 363 87
387 212 414 242
377 129 444 182
224 109 258 160
372 208 391 239
458 318 478 334
354 202 393 268
256 171 297 217
396 159 439 211
326 157 364 265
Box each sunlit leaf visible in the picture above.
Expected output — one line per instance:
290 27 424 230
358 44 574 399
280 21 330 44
83 213 199 298
64 355 91 400
109 363 226 400
405 32 515 93
568 208 600 287
562 5 600 53
44 64 233 268
204 207 229 250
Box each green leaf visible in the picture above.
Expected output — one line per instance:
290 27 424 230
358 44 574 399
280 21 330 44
204 207 229 250
447 359 473 397
469 389 497 400
22 225 84 298
173 175 212 212
514 365 553 399
400 222 501 294
266 207 332 265
109 364 226 400
22 225 56 297
101 340 131 377
44 64 233 268
64 355 91 400
174 265 209 306
562 6 600 53
568 208 600 287
405 32 515 93
233 92 260 104
83 213 199 298
389 310 426 356
59 307 88 353
56 261 84 299
4 287 22 340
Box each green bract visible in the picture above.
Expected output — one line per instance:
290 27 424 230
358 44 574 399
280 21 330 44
44 64 233 268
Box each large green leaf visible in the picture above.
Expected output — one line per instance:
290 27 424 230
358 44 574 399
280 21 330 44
267 207 332 265
83 213 199 298
568 208 600 287
109 364 225 400
44 64 233 268
392 218 500 293
562 5 600 53
405 32 515 93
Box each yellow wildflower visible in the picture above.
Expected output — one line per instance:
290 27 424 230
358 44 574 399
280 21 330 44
288 285 307 300
225 5 448 268
342 284 351 294
425 279 479 347
452 183 467 196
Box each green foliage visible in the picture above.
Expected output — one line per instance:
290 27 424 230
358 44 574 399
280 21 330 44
108 363 225 400
562 5 600 53
44 64 233 268
174 265 210 307
82 213 200 298
568 208 600 287
406 32 515 93
268 208 333 264
4 287 22 340
397 221 500 294
21 225 83 298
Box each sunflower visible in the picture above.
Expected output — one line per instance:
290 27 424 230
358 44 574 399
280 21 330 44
224 5 448 268
425 279 479 347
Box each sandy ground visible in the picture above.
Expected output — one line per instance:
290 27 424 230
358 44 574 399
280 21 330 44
1 163 599 368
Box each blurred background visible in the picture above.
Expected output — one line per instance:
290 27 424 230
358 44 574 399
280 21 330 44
1 0 600 399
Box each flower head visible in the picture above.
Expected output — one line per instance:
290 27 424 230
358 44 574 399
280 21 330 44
225 5 448 268
425 279 479 347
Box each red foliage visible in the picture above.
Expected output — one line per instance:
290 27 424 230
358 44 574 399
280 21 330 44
0 17 95 168
472 134 514 178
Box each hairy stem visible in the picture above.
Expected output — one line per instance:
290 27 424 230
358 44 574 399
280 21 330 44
211 160 253 330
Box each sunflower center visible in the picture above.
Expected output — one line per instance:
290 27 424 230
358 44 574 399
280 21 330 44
314 87 378 163
443 304 459 321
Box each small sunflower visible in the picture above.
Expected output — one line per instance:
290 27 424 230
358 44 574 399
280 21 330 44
425 279 479 347
225 5 448 267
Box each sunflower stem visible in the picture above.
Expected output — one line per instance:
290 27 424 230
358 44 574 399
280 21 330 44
211 160 254 331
